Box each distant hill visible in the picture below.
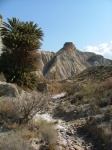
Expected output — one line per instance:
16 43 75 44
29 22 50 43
74 66 112 81
39 42 112 79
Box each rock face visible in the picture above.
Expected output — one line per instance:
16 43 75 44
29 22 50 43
39 51 55 75
39 42 112 79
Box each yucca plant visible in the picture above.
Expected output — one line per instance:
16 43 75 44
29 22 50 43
0 18 43 86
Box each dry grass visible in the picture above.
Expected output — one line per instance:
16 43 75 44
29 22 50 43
82 116 112 150
22 129 35 139
47 81 64 94
0 130 35 150
33 119 58 148
0 73 6 82
0 98 20 127
99 77 112 90
0 91 50 127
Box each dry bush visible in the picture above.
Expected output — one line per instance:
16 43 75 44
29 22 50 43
0 92 50 127
78 79 112 106
19 91 49 124
69 93 83 105
22 128 35 139
0 73 6 82
83 117 112 150
99 77 112 90
64 82 82 96
0 98 20 127
81 81 97 97
33 119 58 148
47 81 64 94
0 130 35 150
67 81 97 105
92 78 112 107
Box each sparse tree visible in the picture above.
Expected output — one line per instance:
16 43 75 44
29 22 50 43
0 18 43 86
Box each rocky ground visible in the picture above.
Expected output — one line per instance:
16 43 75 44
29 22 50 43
29 93 100 150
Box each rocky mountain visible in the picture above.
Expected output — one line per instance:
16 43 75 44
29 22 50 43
39 42 112 79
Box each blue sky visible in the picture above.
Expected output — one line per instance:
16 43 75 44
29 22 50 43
0 0 112 59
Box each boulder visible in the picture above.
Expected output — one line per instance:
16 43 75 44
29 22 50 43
0 81 20 98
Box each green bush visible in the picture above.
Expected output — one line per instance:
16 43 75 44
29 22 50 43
0 17 43 87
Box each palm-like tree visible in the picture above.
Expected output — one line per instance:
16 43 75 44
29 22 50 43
0 18 43 86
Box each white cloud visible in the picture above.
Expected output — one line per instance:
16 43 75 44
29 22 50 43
83 41 112 59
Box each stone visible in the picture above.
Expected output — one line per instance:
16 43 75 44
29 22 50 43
74 145 84 150
0 81 20 98
37 82 48 92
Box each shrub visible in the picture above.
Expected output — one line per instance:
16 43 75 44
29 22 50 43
22 128 35 139
70 93 83 104
19 92 49 124
81 81 97 98
33 119 58 148
98 99 109 108
99 77 112 90
83 117 112 149
0 17 43 87
0 92 49 127
17 72 39 90
65 82 82 95
47 81 64 94
0 98 20 127
0 73 6 82
0 130 35 150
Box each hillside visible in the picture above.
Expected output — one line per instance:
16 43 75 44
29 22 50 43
51 66 112 149
74 65 112 81
39 42 112 79
37 66 112 149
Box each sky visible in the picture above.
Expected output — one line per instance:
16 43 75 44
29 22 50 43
0 0 112 59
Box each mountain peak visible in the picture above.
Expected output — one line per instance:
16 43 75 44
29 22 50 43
63 42 76 49
61 42 77 56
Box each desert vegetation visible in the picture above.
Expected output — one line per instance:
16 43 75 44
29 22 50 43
0 18 43 88
55 75 112 149
0 91 59 150
0 17 112 150
0 130 35 150
0 92 49 127
30 119 58 149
